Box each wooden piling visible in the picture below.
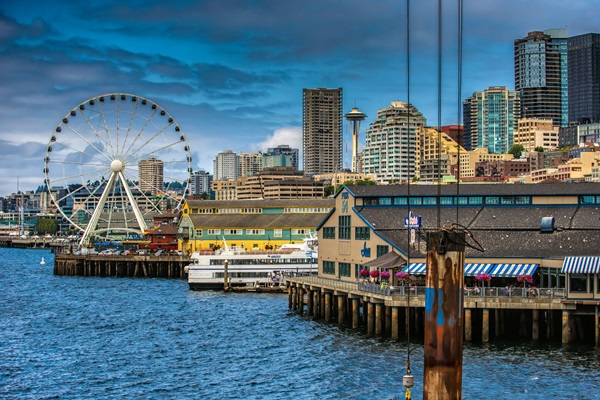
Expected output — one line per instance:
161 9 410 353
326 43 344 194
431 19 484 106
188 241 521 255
423 231 465 400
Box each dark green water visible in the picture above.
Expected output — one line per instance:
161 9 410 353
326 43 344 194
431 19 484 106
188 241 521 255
1 248 599 399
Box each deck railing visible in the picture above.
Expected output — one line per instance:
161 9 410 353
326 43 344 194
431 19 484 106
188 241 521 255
285 272 566 299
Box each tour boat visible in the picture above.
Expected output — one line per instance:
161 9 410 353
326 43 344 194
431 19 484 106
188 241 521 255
185 236 318 290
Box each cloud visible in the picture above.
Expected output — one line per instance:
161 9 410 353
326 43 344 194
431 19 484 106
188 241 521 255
249 126 302 154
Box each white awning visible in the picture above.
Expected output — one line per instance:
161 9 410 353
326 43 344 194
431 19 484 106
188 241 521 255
489 263 539 278
561 257 600 274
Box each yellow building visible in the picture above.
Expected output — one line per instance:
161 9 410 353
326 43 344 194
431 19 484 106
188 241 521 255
177 198 334 253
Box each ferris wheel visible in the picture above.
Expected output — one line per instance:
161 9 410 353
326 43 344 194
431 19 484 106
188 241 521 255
44 93 193 246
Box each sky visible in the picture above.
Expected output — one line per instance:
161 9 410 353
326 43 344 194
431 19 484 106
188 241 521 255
0 0 598 197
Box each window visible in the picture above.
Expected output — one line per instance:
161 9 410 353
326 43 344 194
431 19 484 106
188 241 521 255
422 197 437 205
339 262 351 277
380 197 392 205
207 229 221 236
323 227 336 239
195 229 202 237
355 227 370 240
246 229 265 235
274 229 282 238
394 197 407 205
224 229 242 235
580 195 595 204
323 261 335 275
376 245 389 257
292 229 309 235
485 196 499 205
469 196 483 205
569 274 588 292
339 215 351 240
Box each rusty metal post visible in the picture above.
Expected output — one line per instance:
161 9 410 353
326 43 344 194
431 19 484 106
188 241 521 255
423 230 465 400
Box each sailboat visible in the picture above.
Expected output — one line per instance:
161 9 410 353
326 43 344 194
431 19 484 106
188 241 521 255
40 257 46 265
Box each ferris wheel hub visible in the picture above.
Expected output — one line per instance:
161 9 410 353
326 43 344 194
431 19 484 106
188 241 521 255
110 159 124 172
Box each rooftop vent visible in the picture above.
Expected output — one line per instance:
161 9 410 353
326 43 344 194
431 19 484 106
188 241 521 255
540 217 555 233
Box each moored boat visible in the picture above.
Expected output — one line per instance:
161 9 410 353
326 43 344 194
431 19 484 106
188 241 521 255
186 236 318 290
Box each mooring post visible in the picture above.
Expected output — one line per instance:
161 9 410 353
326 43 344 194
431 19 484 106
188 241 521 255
223 259 229 291
423 230 465 400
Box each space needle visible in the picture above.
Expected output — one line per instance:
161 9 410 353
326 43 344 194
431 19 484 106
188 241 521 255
344 107 367 173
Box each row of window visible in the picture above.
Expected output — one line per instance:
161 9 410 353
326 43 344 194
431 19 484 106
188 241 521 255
363 196 533 206
361 195 600 206
192 228 313 238
190 207 331 214
321 247 390 277
323 224 372 241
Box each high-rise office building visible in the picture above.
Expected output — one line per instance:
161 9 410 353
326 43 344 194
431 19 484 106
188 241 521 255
302 88 343 175
362 101 426 184
265 145 299 170
213 150 239 181
138 157 164 195
189 170 213 196
239 152 262 177
514 29 567 127
463 87 520 154
568 33 600 124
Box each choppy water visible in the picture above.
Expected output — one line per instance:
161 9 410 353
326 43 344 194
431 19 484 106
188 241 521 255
1 247 599 399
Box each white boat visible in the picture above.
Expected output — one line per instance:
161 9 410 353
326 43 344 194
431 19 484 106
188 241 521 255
185 236 318 290
40 257 46 265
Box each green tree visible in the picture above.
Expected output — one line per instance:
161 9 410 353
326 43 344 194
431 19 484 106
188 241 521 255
534 146 544 152
35 218 58 235
508 144 526 159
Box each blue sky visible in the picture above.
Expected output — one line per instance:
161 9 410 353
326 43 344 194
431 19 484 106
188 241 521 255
0 0 598 196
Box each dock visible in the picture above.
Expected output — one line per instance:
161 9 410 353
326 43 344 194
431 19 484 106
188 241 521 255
53 253 190 279
286 275 600 346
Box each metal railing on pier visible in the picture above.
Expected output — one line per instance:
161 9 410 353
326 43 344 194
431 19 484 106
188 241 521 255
285 272 566 299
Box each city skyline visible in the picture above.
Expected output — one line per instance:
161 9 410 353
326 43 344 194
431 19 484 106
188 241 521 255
0 0 598 196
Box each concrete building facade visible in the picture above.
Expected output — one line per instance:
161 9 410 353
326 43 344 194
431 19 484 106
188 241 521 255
302 88 343 175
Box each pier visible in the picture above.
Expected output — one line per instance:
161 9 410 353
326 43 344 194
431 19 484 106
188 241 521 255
53 253 190 279
286 275 600 346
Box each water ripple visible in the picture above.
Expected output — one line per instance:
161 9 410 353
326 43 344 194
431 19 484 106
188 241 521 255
1 248 599 399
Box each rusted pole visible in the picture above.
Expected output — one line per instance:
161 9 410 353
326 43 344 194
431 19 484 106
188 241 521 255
423 230 465 400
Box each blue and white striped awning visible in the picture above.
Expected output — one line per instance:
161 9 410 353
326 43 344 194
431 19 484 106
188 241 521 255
561 257 600 274
490 263 539 278
403 263 427 275
464 263 495 277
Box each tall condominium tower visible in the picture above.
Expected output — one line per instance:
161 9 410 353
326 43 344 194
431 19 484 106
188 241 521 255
514 29 567 127
302 88 343 175
138 157 164 195
568 33 600 124
463 86 520 154
362 101 426 184
213 150 239 180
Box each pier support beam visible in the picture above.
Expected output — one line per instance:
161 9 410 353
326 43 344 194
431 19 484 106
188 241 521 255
375 303 383 336
495 309 502 338
297 287 304 314
352 298 360 329
307 289 313 316
385 305 391 334
423 231 465 400
367 302 374 334
338 294 346 326
482 309 490 343
464 309 472 342
594 306 600 347
532 309 539 341
562 311 573 344
313 291 320 318
324 292 331 322
391 306 399 340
